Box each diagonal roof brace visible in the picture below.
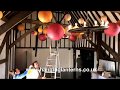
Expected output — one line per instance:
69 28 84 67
0 11 33 36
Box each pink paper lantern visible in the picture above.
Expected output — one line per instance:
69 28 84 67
69 35 77 42
47 23 64 40
38 34 47 41
104 23 120 36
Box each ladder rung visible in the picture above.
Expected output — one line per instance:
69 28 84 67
46 65 55 67
47 59 56 60
45 71 56 74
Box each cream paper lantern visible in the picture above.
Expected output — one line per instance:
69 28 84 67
101 15 107 22
38 27 43 33
64 14 71 21
0 11 3 19
78 18 84 24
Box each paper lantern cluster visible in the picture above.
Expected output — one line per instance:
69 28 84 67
104 23 120 36
38 11 53 23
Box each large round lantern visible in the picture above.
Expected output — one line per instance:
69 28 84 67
0 11 3 19
47 23 64 40
69 35 77 42
17 24 25 31
104 23 120 36
101 15 107 22
64 14 71 21
38 11 53 23
38 34 47 41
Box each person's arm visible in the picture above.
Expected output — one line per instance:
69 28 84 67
15 71 28 79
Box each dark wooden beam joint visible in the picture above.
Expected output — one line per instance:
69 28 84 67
101 40 119 62
0 59 6 64
0 11 33 36
10 24 39 48
0 31 11 54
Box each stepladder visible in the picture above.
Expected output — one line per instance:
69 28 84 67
43 47 61 79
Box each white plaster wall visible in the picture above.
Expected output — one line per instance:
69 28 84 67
0 63 5 79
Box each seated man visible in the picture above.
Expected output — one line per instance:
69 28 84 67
9 68 28 79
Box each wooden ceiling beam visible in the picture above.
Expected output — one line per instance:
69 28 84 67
0 11 33 36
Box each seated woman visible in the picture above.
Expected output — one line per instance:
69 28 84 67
9 68 28 79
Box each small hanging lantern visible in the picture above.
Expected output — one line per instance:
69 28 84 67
31 31 38 36
0 11 3 19
64 14 71 21
38 34 47 41
17 24 25 31
101 15 107 22
38 27 43 33
78 18 84 24
43 27 47 35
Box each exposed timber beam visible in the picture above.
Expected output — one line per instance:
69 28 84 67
0 31 10 54
5 34 9 79
87 39 112 61
101 40 119 61
59 13 66 23
21 19 69 27
10 24 39 48
0 59 6 64
0 11 33 36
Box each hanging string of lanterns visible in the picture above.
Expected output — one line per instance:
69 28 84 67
17 11 118 42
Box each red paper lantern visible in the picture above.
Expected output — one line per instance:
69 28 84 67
38 11 53 23
63 34 67 38
69 35 77 42
104 23 120 36
38 34 47 41
31 31 38 36
47 23 64 40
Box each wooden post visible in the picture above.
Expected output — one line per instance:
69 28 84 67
96 32 102 69
73 41 76 79
5 31 10 79
118 33 120 75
